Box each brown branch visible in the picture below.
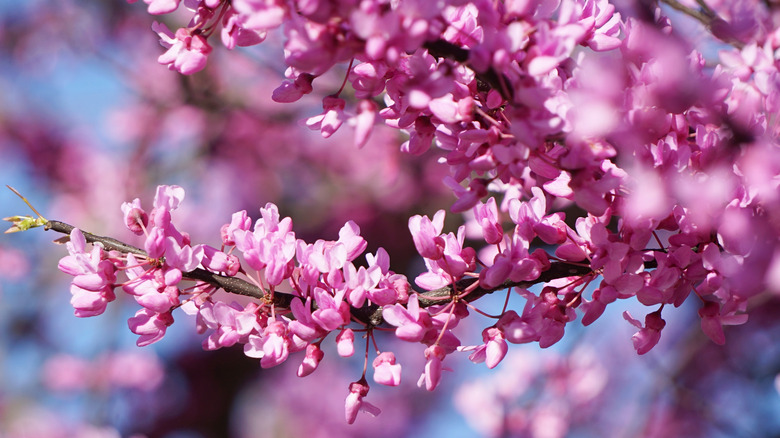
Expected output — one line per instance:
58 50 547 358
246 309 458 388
659 0 745 49
46 220 267 301
423 39 515 101
45 220 605 327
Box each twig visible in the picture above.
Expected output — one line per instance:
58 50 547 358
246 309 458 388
44 219 609 327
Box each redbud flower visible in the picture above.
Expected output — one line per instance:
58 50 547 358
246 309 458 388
623 310 665 355
305 96 347 138
137 0 180 15
221 210 252 246
289 297 327 342
345 378 381 424
247 320 291 368
58 228 117 317
298 343 325 377
336 328 355 357
353 99 378 148
382 294 433 342
121 198 148 235
152 22 212 75
372 352 402 386
221 10 267 50
408 210 446 260
419 344 446 391
128 309 174 347
473 197 503 245
698 300 748 345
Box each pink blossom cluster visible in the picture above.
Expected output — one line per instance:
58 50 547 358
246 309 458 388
55 0 780 424
58 185 413 423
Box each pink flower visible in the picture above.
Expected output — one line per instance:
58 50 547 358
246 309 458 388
418 344 446 391
473 197 503 245
121 198 148 235
122 254 179 314
337 221 368 262
288 297 327 342
297 343 325 377
58 228 117 317
221 10 267 50
466 327 508 369
232 0 288 31
353 99 378 148
345 378 381 424
479 232 545 289
271 73 314 103
305 96 347 138
496 310 539 344
444 177 488 213
220 210 252 246
372 352 402 386
201 245 241 276
698 300 748 345
336 328 355 357
128 309 174 347
408 210 446 260
311 287 350 331
199 301 260 350
244 320 290 368
382 294 433 342
140 0 180 15
581 285 618 326
623 310 665 355
153 22 212 75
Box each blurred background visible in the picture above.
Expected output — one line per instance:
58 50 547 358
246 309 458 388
2 1 780 437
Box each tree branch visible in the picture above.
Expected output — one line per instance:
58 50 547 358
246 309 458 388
45 220 603 327
660 0 745 48
423 39 515 101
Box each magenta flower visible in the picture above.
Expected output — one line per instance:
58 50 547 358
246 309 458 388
244 320 290 368
306 96 347 139
408 210 446 260
221 10 267 50
418 344 446 391
336 328 355 357
698 300 748 345
57 228 117 317
128 309 174 347
444 176 488 213
220 210 252 246
581 285 618 326
345 378 381 424
496 310 539 344
466 327 508 369
121 198 148 235
479 232 544 289
199 301 260 350
153 22 212 75
382 294 433 342
473 197 503 245
288 297 327 342
623 310 666 355
136 0 180 15
297 343 325 377
311 287 350 331
372 352 402 386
